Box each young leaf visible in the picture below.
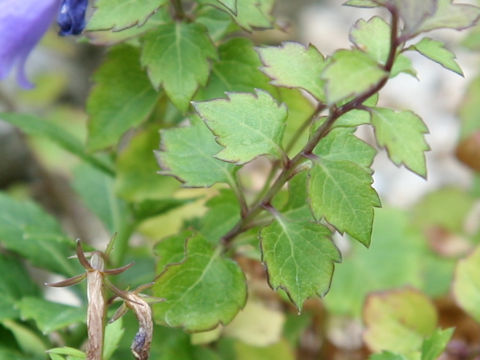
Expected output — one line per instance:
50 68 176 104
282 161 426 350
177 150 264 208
0 113 113 175
313 127 376 168
418 0 480 34
153 234 247 331
86 0 167 31
86 45 160 151
453 246 480 322
371 108 429 177
260 216 341 309
421 328 454 360
195 37 275 100
141 23 217 111
322 49 387 104
17 297 86 334
0 194 79 276
308 159 380 246
410 38 463 75
363 288 438 355
156 116 236 187
257 42 326 101
194 89 288 164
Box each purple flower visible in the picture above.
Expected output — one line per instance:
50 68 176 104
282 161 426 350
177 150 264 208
0 0 88 89
57 0 88 36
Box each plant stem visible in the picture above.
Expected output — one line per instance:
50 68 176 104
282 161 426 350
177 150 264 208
221 7 399 247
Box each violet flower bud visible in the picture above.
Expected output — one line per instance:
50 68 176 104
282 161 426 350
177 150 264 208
57 0 89 36
0 0 62 88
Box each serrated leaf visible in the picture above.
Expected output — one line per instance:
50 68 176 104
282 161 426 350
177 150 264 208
194 89 287 164
453 246 480 322
371 108 429 177
153 234 247 331
115 126 179 201
418 0 480 34
260 216 340 309
0 113 113 175
155 230 190 272
396 0 437 36
322 49 387 104
0 193 79 276
87 0 167 31
258 42 326 101
308 159 380 246
17 297 85 334
141 22 217 112
156 117 236 187
411 38 462 75
350 16 391 64
195 37 274 100
86 45 160 151
421 328 454 360
313 128 376 168
363 288 438 355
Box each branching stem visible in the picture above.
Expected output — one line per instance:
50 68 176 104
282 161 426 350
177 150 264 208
222 7 400 247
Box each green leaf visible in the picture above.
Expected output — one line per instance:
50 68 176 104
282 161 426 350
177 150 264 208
313 127 376 168
72 162 130 235
350 16 391 64
257 42 326 101
196 37 274 100
0 113 113 175
0 193 79 276
371 108 429 177
395 0 437 36
141 22 217 112
194 89 288 164
453 246 480 322
421 328 454 360
103 318 124 360
0 347 40 360
199 190 240 245
322 49 387 104
155 230 190 272
153 234 247 331
363 288 438 355
411 38 463 75
115 126 180 202
418 0 480 34
308 159 380 246
260 215 340 309
196 6 236 41
324 208 425 317
156 117 236 187
369 352 407 360
344 0 379 8
87 0 167 31
48 347 85 360
132 198 192 223
2 319 47 357
17 297 85 334
86 45 160 151
216 0 237 13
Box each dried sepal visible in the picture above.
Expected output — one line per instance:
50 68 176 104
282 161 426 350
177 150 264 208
44 273 86 287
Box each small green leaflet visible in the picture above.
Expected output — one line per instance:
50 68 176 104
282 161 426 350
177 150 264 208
17 297 85 334
410 38 463 75
194 89 287 164
195 37 274 100
87 0 167 31
141 22 217 112
260 216 341 310
418 0 480 34
308 159 380 246
86 45 160 151
322 49 386 105
156 116 236 187
153 234 247 331
371 108 429 177
350 16 415 77
453 246 480 322
257 42 326 101
421 328 454 360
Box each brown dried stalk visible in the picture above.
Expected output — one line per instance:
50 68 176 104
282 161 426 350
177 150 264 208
46 240 133 360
